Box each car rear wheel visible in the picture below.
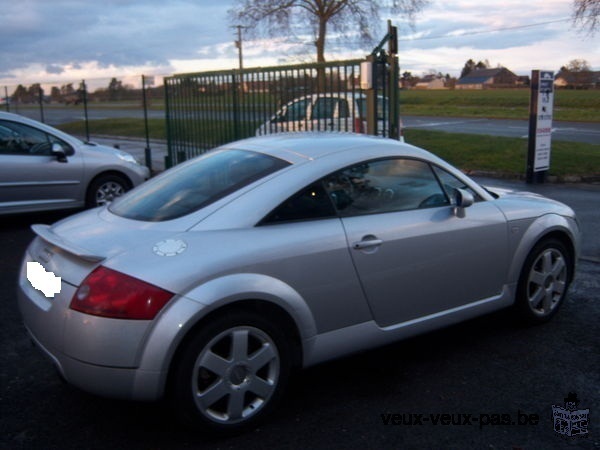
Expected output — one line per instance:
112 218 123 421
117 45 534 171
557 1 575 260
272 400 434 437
86 174 129 208
170 311 291 434
515 238 572 324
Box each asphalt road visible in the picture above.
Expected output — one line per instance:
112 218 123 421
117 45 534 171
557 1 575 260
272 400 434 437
13 106 600 145
1 179 599 449
402 116 600 145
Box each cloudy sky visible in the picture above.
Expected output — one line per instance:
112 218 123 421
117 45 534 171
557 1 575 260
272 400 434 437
0 0 598 88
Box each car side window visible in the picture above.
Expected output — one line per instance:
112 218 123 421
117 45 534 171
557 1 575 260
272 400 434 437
311 98 337 120
260 182 337 224
0 120 63 156
323 158 450 216
282 99 309 122
337 99 350 118
432 166 482 204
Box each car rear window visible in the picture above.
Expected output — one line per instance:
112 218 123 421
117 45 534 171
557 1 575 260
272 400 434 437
109 149 290 221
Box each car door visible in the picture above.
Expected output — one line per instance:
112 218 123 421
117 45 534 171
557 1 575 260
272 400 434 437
0 120 84 211
256 181 372 332
323 157 509 328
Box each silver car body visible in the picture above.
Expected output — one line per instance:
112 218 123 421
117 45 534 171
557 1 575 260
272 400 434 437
0 112 150 214
18 133 580 403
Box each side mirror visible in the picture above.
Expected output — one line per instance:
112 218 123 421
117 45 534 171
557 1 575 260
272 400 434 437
51 143 68 163
454 188 474 218
455 188 474 208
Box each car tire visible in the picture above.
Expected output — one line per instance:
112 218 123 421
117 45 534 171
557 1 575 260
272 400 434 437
170 310 291 434
86 174 129 208
515 238 572 324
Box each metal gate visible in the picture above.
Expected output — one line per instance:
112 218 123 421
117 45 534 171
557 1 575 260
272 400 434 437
164 30 399 167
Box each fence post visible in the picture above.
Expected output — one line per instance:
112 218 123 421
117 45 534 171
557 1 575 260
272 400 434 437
38 86 45 123
141 75 153 172
387 21 399 140
232 71 241 140
365 55 377 136
164 78 173 169
81 80 90 142
4 86 9 112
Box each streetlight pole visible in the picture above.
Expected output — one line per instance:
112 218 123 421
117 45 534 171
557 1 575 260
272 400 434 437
234 25 244 70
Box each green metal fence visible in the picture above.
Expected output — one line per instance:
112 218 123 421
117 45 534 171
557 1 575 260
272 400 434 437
164 57 398 167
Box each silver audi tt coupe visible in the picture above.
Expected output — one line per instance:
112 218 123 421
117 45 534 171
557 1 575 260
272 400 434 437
18 133 580 433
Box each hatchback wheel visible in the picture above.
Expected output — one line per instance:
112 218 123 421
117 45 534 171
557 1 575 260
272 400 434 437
86 174 129 207
171 311 291 433
516 238 572 324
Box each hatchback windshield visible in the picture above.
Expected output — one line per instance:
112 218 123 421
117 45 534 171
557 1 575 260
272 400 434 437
110 149 289 221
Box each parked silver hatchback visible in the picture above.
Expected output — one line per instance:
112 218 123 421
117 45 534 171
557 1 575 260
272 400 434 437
0 112 150 214
18 133 580 434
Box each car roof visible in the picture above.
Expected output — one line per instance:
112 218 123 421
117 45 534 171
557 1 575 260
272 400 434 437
0 111 31 121
220 132 430 164
304 92 365 99
0 111 83 144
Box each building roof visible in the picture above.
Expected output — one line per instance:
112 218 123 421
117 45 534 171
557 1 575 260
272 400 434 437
555 70 600 85
456 67 514 85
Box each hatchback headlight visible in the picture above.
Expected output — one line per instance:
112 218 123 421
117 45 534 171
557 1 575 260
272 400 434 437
116 152 140 164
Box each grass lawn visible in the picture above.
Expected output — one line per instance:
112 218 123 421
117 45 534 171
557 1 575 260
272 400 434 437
404 129 600 178
399 89 600 122
18 88 600 122
59 118 167 141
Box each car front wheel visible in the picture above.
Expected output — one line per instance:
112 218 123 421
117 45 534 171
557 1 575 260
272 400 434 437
516 238 572 324
86 174 129 208
170 311 291 434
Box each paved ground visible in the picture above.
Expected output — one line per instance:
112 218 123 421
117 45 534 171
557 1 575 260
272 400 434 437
402 116 600 145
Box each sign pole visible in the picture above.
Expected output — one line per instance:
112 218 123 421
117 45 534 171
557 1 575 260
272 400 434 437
526 70 554 184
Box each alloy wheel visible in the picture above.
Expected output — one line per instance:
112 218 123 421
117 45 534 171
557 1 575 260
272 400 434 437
191 326 280 424
526 247 568 317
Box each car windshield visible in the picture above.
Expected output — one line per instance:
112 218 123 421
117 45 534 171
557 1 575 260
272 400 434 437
109 149 290 221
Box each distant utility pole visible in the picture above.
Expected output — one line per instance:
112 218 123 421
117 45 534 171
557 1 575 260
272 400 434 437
234 25 244 70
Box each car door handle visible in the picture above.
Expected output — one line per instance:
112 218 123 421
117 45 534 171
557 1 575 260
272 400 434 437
352 238 383 250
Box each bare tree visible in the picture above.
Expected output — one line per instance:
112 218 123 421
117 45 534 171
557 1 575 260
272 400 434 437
229 0 430 63
573 0 599 35
565 58 592 72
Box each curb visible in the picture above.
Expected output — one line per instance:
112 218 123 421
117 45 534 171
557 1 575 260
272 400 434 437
580 256 600 264
465 170 600 185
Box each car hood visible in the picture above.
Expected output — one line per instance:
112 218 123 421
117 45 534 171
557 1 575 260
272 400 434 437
485 186 576 221
83 141 139 161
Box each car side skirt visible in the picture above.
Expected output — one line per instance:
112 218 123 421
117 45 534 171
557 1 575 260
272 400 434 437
303 286 514 368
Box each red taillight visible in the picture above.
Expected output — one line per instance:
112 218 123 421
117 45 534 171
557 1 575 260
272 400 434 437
70 266 174 320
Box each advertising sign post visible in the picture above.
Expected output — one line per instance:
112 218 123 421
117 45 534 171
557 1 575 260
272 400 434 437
526 70 555 183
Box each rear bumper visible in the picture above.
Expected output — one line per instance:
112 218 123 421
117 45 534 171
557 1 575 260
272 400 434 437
20 300 165 401
17 253 164 401
23 322 162 400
